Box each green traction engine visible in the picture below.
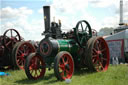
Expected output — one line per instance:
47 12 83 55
25 6 110 80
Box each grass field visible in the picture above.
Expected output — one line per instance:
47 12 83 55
0 64 128 85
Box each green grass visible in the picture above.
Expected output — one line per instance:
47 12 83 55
0 64 128 85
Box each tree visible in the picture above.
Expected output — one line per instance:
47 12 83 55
98 27 114 36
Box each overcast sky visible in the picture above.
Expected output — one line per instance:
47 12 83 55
0 0 128 41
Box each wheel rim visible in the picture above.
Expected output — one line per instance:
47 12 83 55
59 54 74 80
16 42 35 69
3 29 21 51
28 55 46 80
91 37 109 72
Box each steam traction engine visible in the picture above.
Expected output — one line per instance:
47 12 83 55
25 6 110 80
0 29 35 69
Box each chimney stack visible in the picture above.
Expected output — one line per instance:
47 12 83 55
43 6 51 33
119 0 124 25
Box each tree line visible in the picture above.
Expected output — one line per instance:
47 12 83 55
98 27 114 36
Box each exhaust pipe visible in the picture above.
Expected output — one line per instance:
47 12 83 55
43 6 50 33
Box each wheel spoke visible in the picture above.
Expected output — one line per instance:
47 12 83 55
22 46 26 53
30 69 34 74
18 59 22 65
101 48 106 52
21 59 24 65
34 70 38 77
99 62 104 69
17 55 22 59
10 30 13 37
60 70 64 76
25 46 29 52
38 69 41 73
95 63 100 70
101 57 107 61
65 57 69 65
22 59 25 66
81 23 84 31
59 64 65 70
66 69 70 75
85 25 88 31
93 59 98 64
92 57 96 63
14 35 18 38
80 37 85 45
59 64 65 68
93 48 98 54
92 54 98 58
18 50 24 55
62 57 65 64
96 40 100 51
92 54 98 63
6 41 12 46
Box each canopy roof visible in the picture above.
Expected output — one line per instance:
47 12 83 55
105 29 128 40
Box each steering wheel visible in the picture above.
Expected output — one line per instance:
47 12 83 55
73 20 92 47
3 29 21 51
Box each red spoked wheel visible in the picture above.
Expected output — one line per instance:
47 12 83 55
12 41 35 69
25 53 46 80
86 37 110 72
3 29 21 51
54 51 74 80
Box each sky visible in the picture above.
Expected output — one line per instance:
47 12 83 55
0 0 128 41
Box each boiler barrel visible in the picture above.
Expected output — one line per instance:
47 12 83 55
39 38 79 57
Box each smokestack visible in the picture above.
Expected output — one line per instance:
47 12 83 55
119 0 123 25
43 6 50 33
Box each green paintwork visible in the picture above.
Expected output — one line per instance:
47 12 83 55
45 39 79 67
57 39 79 54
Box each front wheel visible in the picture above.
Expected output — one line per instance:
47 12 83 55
54 51 74 80
25 53 46 80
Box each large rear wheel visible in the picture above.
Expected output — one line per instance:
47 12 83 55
12 41 35 69
85 37 110 72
